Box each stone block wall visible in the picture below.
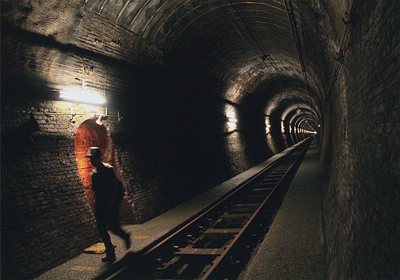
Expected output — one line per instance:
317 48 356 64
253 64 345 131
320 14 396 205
320 0 400 278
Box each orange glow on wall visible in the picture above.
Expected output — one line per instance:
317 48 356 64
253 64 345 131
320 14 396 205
74 119 108 210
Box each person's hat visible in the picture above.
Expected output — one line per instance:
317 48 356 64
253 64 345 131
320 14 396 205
86 147 101 158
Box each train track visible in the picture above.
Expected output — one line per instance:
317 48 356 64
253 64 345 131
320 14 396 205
101 138 312 280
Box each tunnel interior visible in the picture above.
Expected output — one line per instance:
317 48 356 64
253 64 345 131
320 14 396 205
1 0 399 279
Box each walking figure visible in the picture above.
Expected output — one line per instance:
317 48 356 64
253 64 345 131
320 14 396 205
86 147 130 262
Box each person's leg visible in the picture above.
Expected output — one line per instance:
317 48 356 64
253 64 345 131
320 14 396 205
95 210 116 261
108 207 130 249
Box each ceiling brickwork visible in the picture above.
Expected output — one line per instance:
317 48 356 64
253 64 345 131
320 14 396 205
81 0 326 129
2 0 343 130
83 0 304 73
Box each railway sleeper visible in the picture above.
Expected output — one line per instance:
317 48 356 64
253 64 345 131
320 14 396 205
211 218 244 230
203 228 241 242
221 213 251 225
264 175 283 180
240 194 267 203
156 256 181 271
270 170 287 174
188 233 232 248
175 248 225 256
261 177 281 182
251 187 274 194
157 256 214 279
257 182 276 187
228 203 261 213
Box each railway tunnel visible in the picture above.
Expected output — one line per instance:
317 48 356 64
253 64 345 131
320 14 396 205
1 0 399 279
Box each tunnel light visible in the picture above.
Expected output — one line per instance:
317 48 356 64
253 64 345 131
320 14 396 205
227 118 237 131
226 111 235 119
225 106 238 132
96 114 103 125
59 90 105 104
228 122 236 130
265 117 271 134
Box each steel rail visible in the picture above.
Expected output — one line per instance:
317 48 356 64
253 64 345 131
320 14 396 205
104 138 313 280
144 144 307 257
202 139 311 279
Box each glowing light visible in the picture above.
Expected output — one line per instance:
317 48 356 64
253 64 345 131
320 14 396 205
96 114 103 125
227 118 237 131
225 105 238 132
226 111 235 119
60 90 105 104
265 117 271 134
228 122 236 130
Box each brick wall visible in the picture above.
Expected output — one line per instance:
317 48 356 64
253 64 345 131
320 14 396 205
1 9 261 278
0 12 147 275
108 75 243 223
320 0 400 278
1 101 100 279
1 1 331 277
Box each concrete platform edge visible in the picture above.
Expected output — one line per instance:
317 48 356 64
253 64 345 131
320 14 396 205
241 139 327 280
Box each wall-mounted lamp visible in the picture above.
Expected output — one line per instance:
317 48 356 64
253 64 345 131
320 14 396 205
227 118 237 131
96 114 103 125
225 106 238 132
59 89 105 105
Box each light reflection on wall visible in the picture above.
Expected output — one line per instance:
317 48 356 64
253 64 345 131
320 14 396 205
59 89 105 104
265 116 279 154
223 103 249 174
54 101 105 117
265 116 271 134
225 105 238 132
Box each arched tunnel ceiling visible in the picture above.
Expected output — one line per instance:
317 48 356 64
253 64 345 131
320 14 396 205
84 0 304 78
84 0 301 56
83 0 324 123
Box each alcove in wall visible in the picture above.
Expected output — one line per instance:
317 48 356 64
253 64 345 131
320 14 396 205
74 118 108 211
74 118 135 224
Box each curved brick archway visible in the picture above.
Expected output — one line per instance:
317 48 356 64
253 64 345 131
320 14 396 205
75 118 108 210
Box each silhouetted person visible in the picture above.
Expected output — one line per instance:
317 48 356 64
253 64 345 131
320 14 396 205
86 147 130 262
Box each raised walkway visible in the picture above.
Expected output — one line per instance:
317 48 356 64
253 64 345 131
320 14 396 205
34 138 326 280
241 138 327 279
